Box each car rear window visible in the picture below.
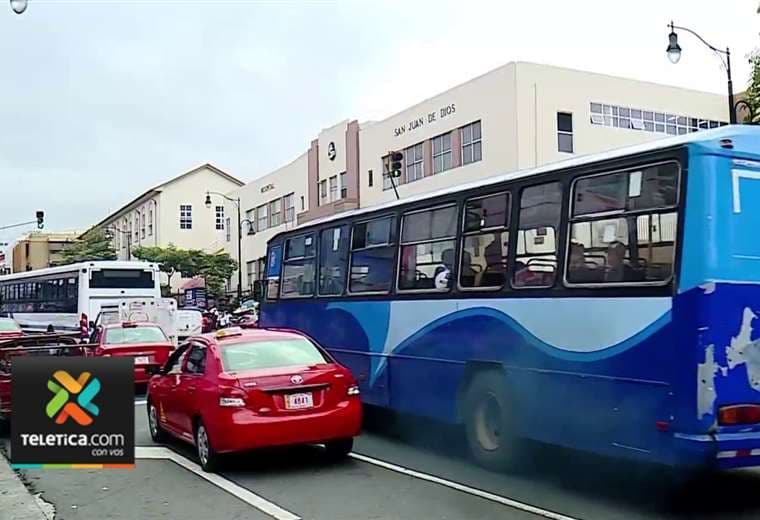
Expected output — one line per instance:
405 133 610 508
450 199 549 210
220 338 328 372
0 320 20 332
104 326 167 345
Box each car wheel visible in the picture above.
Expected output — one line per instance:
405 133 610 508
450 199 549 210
147 402 166 443
195 421 220 472
463 370 520 471
325 438 354 461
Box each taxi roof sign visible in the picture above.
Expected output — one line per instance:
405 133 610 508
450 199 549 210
215 327 243 339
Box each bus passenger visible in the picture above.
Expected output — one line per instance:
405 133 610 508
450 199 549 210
568 242 598 283
604 242 641 282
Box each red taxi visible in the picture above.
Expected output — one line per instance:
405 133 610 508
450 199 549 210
146 327 362 472
0 318 23 340
89 322 174 384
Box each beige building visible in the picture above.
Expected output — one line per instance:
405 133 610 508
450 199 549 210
89 163 243 291
11 231 81 272
223 61 729 296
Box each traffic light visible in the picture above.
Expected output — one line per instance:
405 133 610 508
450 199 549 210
36 210 44 229
389 151 403 178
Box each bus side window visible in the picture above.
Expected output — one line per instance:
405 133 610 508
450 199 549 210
566 163 679 285
460 192 510 290
512 182 562 288
349 216 396 294
265 245 282 300
318 225 349 296
398 205 458 292
280 236 315 298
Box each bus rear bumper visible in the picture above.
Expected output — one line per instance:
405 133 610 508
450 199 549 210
674 431 760 469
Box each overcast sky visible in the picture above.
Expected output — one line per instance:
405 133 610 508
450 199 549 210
0 0 758 245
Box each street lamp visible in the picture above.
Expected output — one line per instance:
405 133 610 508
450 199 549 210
666 21 736 124
205 191 255 303
10 0 28 14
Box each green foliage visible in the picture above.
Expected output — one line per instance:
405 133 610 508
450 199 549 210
131 244 236 297
197 251 238 298
58 229 117 264
743 50 760 123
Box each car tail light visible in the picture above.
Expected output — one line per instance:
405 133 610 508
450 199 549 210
219 397 246 407
218 386 246 408
347 385 360 396
718 404 760 426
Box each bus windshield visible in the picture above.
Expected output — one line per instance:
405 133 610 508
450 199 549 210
89 269 155 289
104 326 167 345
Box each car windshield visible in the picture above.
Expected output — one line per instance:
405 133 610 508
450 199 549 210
104 326 167 345
220 338 328 372
0 320 20 332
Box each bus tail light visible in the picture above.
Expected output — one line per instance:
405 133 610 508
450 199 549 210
718 405 760 426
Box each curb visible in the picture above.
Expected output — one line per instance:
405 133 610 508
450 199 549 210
0 453 51 520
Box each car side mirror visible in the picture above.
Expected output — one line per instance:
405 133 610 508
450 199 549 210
144 365 162 376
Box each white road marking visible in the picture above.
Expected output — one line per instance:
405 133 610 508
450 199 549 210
135 447 301 520
349 452 582 520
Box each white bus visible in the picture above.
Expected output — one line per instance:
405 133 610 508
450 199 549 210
0 261 170 335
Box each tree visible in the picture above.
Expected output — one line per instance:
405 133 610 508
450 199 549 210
132 244 196 289
742 50 760 124
197 251 237 298
131 244 237 298
58 229 117 264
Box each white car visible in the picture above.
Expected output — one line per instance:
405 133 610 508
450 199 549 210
176 308 203 339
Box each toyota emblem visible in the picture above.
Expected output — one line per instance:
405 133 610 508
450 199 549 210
290 375 303 385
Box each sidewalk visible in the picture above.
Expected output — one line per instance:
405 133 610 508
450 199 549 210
0 454 51 520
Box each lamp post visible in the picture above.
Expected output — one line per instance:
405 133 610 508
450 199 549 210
205 191 254 303
10 0 28 14
666 21 736 124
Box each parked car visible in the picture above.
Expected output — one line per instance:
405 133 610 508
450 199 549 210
88 322 175 385
146 327 362 472
0 317 23 340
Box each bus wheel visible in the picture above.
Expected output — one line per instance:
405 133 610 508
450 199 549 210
463 370 518 470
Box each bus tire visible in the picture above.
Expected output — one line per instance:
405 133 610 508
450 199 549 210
463 370 519 471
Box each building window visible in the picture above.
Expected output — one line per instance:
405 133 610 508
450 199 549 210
589 103 726 134
283 193 295 223
340 172 347 199
245 208 255 231
557 112 574 153
300 195 305 211
133 215 139 241
225 217 231 242
319 180 328 206
256 204 268 232
270 198 282 227
405 143 424 183
329 175 338 202
368 170 374 187
461 121 482 165
148 208 153 236
432 132 453 174
215 206 225 230
246 260 256 287
140 211 146 239
180 205 192 230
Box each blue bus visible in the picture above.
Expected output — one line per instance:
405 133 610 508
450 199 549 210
260 126 760 471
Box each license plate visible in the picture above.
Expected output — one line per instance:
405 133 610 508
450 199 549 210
134 356 150 365
285 392 313 410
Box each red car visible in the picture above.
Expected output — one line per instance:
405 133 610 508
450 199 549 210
89 322 174 385
0 318 23 340
146 327 362 472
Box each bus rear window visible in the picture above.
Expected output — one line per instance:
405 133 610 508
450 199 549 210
89 270 155 289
